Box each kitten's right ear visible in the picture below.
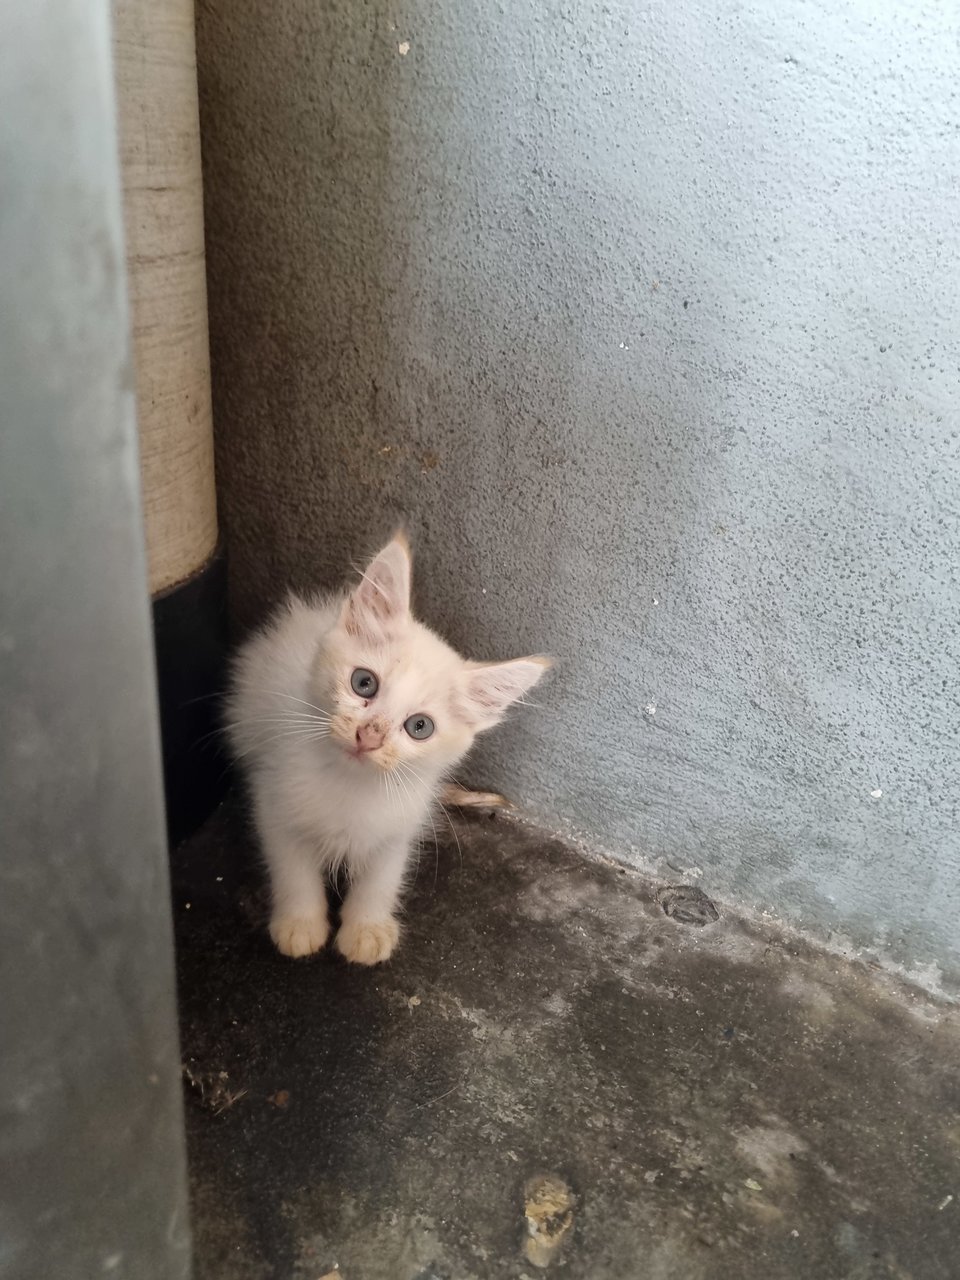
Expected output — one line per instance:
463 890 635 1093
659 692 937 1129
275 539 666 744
341 532 412 641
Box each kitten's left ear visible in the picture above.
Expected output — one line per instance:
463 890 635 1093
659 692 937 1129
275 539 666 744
342 532 412 640
460 655 552 730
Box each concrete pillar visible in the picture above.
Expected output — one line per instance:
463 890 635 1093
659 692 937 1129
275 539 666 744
114 0 218 595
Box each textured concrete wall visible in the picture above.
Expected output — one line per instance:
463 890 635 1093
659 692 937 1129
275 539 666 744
197 0 960 989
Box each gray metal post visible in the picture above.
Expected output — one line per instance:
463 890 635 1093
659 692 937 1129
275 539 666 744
0 3 191 1277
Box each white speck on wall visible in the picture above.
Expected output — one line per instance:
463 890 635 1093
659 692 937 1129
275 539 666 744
652 597 659 605
398 40 410 55
618 341 630 349
645 702 656 716
870 788 883 798
481 588 487 594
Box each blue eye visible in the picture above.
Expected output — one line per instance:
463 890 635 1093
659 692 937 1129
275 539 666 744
351 668 379 698
404 714 434 741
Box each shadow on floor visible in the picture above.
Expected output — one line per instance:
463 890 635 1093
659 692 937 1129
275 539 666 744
172 798 959 1280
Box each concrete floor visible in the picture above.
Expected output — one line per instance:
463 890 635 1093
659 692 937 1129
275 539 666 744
173 799 960 1280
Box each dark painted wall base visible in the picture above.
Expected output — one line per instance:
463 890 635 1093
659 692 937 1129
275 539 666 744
153 546 230 847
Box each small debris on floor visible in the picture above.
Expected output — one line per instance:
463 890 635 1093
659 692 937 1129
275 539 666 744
181 1061 247 1115
292 1230 339 1278
523 1174 575 1268
657 884 720 925
744 1179 763 1192
268 1089 290 1108
408 994 422 1008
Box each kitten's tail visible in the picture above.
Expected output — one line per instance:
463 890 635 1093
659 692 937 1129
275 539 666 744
441 783 511 810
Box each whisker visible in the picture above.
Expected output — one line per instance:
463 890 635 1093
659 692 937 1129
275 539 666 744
267 690 332 717
217 708 333 750
351 563 389 600
393 766 416 809
396 762 438 806
386 772 404 823
396 761 429 791
235 737 332 752
237 721 332 738
178 689 228 709
231 727 330 759
222 714 331 732
400 763 443 885
423 801 440 887
436 801 463 874
196 713 325 750
383 770 402 819
392 763 438 884
194 724 229 749
215 759 236 786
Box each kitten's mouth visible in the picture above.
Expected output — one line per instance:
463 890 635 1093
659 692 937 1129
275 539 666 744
343 743 395 772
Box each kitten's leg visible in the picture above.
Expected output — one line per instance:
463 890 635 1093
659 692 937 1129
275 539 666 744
335 843 409 965
258 813 329 958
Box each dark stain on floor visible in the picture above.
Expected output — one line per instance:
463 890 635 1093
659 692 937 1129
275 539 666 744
172 798 960 1279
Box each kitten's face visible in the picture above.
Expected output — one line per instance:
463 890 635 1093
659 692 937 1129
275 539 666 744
320 626 475 775
312 534 549 778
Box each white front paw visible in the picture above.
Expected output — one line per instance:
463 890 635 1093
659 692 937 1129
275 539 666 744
269 912 330 958
335 918 400 965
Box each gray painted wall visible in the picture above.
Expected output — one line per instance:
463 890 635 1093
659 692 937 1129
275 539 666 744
0 3 190 1274
197 0 960 990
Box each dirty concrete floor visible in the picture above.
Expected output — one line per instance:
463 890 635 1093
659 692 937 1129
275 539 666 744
173 799 960 1280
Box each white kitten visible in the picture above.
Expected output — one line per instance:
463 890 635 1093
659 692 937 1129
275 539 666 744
226 533 550 965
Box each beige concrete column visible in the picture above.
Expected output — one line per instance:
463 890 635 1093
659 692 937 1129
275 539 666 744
113 0 218 595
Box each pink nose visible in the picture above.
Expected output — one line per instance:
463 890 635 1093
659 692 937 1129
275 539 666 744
356 722 385 752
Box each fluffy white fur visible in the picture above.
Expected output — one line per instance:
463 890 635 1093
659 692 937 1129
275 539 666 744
226 533 549 965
